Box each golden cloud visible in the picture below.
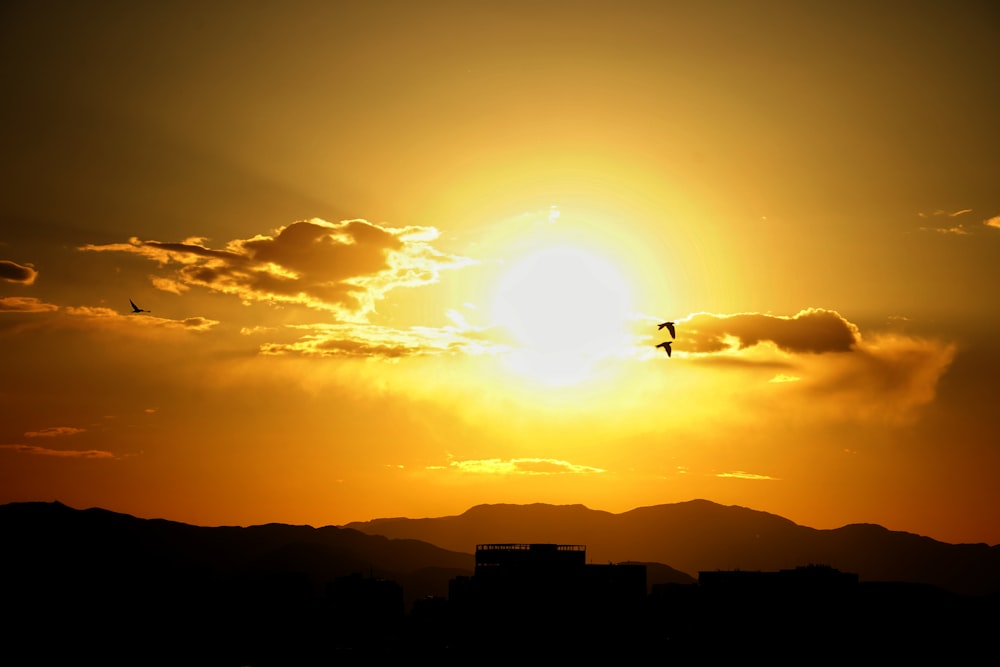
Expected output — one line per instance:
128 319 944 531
24 427 85 438
447 457 605 475
258 322 496 358
716 470 778 480
61 307 220 332
0 296 57 313
79 218 476 321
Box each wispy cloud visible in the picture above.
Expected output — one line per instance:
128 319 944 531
62 306 219 331
919 208 973 218
446 457 605 475
920 225 970 235
802 332 956 424
177 317 219 332
257 322 499 358
24 427 85 438
0 444 115 459
79 218 477 321
917 209 1000 235
0 260 37 285
716 470 778 480
151 276 190 295
0 296 57 313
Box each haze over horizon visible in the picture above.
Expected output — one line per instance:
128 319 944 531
2 1 999 546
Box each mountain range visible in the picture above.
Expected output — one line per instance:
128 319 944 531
4 499 997 663
0 500 472 611
346 499 1000 597
4 499 999 599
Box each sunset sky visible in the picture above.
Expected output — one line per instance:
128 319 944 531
3 1 999 546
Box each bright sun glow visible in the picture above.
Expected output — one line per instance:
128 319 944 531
491 244 634 385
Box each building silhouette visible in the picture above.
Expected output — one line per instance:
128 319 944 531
446 544 647 656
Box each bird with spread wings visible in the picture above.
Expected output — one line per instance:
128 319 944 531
129 299 150 314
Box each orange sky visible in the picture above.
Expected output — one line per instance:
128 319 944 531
2 1 999 546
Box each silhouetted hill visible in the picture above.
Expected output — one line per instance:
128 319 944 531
625 560 697 587
3 500 997 663
1 500 472 608
344 499 1000 596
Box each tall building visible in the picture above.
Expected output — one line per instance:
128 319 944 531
448 543 647 653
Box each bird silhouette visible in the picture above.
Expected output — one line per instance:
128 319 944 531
655 341 672 357
129 298 150 314
658 321 676 338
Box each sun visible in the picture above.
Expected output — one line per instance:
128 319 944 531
491 244 634 385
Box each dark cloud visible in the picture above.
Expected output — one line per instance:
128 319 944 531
80 219 474 320
240 219 401 280
0 260 37 284
681 308 860 354
140 240 244 263
633 309 955 424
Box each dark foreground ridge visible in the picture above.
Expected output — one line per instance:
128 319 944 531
2 502 997 664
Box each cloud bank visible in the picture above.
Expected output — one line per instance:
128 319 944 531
0 296 57 313
663 308 956 425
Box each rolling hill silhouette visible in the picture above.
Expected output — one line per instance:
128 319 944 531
344 499 1000 597
1 501 475 664
3 499 997 663
1 500 473 608
4 499 999 598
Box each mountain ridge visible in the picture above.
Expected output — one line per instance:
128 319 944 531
344 499 1000 596
4 498 998 597
3 499 997 663
0 499 475 610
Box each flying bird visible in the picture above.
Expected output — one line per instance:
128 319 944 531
129 298 150 314
655 341 672 357
658 321 676 338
